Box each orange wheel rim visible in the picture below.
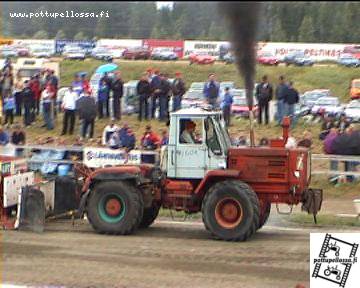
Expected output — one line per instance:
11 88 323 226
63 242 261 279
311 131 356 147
105 198 122 216
215 197 243 229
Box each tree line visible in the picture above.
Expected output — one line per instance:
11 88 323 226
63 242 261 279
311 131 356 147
1 2 359 43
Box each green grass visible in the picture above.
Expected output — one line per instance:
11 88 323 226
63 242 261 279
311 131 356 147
289 213 360 228
59 59 359 103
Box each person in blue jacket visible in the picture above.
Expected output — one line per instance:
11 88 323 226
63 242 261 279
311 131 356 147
203 73 220 108
0 126 9 145
97 80 109 119
120 128 136 152
221 87 233 127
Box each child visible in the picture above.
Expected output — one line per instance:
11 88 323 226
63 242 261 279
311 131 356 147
221 87 233 127
4 93 15 126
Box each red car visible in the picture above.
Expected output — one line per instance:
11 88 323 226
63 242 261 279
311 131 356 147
231 95 258 117
189 52 216 65
257 51 279 66
16 46 30 57
123 47 151 60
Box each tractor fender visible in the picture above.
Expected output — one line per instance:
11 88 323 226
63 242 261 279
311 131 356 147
194 169 241 197
78 166 142 218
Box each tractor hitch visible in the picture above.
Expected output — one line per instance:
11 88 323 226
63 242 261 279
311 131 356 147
301 189 323 224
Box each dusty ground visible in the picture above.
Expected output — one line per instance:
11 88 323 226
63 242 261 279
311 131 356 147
2 206 359 288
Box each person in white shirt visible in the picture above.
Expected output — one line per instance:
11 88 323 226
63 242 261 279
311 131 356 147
41 85 54 130
180 121 198 144
61 87 78 135
102 120 119 146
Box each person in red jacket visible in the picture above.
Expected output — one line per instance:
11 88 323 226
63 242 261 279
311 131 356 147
81 73 91 95
140 125 161 150
29 74 41 115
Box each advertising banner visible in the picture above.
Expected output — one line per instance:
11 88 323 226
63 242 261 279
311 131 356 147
257 42 350 61
55 40 96 54
13 39 56 52
96 39 143 49
183 40 230 59
143 39 184 58
83 147 128 168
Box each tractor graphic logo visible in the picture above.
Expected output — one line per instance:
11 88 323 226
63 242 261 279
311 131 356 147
311 233 359 288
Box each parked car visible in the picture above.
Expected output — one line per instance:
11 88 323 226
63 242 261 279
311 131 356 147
337 54 360 67
350 79 360 100
1 46 18 58
294 103 311 117
63 47 86 60
231 92 258 117
283 51 314 66
343 45 360 60
16 47 30 57
123 47 151 60
223 52 235 64
257 51 279 66
344 100 360 122
311 97 343 116
189 82 205 92
31 47 53 58
151 48 178 61
91 47 114 61
300 89 331 109
189 52 216 65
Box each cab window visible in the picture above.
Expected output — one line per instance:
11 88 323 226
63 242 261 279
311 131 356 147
205 117 222 155
179 118 203 144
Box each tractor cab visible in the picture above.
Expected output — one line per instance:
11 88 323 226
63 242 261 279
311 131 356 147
166 108 231 179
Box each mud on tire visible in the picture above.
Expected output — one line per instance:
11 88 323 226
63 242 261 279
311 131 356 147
202 180 259 241
87 181 144 235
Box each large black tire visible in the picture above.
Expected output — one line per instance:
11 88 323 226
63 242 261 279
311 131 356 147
258 202 271 230
202 180 260 241
87 181 144 235
139 203 160 228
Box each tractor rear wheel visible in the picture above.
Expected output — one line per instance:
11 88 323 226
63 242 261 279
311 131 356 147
87 181 144 235
202 180 259 241
258 201 271 230
139 203 160 228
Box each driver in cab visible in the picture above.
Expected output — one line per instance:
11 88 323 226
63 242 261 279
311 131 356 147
180 121 201 144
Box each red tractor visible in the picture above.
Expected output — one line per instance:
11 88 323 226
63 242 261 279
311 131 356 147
75 108 322 241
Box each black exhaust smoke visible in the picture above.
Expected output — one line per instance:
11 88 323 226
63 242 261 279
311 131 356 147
220 2 261 146
220 2 261 110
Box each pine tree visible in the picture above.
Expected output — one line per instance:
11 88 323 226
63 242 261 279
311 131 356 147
33 30 49 39
298 16 315 42
55 30 66 40
270 19 286 42
74 32 87 41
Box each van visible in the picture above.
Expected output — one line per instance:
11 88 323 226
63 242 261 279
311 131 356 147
14 58 60 83
350 79 360 100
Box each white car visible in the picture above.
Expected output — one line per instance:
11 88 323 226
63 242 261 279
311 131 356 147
63 47 86 60
91 47 114 61
344 100 360 122
311 97 344 116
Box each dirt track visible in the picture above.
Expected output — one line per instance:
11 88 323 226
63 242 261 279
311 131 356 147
2 214 359 288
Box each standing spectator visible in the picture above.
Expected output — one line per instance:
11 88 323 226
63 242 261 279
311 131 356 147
171 72 186 111
141 125 161 150
137 73 151 121
284 81 299 128
158 73 171 122
275 75 288 125
3 94 15 126
1 68 14 99
77 91 97 140
97 80 109 119
150 69 161 119
14 75 23 116
111 71 124 120
323 128 339 182
72 74 84 97
0 126 9 145
47 70 59 118
29 74 41 115
203 73 220 108
81 73 91 95
146 68 154 80
11 124 26 145
255 75 273 125
41 85 55 130
102 120 119 146
61 86 78 135
221 87 233 127
100 72 112 117
21 81 35 127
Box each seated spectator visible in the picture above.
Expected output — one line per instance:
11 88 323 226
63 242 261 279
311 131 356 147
102 120 119 146
141 125 161 150
11 124 26 145
0 126 9 145
119 122 129 141
161 130 169 146
336 114 351 134
297 131 313 148
120 129 136 151
108 129 121 149
259 137 269 146
319 115 335 140
234 135 248 146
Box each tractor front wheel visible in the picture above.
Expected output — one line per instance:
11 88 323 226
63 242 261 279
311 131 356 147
87 181 144 235
139 203 160 228
258 201 271 230
202 180 259 241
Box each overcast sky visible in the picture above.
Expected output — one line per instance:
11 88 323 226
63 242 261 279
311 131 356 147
156 1 174 9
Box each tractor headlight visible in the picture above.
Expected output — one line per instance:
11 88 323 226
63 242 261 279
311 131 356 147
294 171 300 178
